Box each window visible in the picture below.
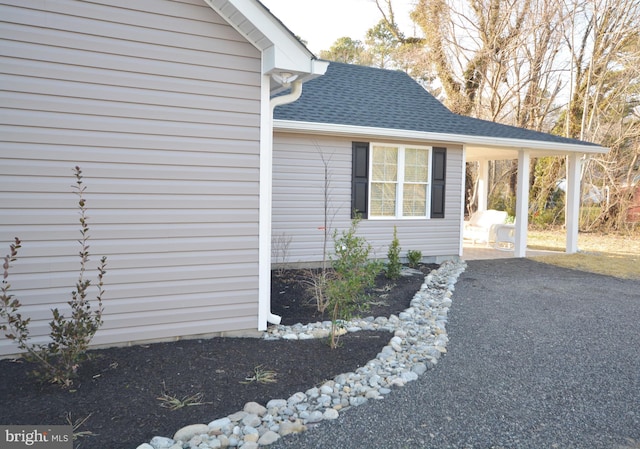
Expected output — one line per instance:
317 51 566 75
370 145 430 218
371 146 398 217
352 142 446 219
402 148 430 216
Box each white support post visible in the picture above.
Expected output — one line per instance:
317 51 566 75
477 159 489 212
565 153 582 253
459 146 467 257
514 150 530 258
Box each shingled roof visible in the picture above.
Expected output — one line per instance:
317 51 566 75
274 62 600 148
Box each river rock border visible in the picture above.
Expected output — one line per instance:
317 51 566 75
137 259 467 449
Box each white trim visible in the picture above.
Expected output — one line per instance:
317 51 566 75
274 120 608 154
368 143 432 220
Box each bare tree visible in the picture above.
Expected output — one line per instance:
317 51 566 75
405 0 639 227
558 0 640 230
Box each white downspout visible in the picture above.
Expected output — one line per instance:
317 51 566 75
271 79 303 109
262 79 303 326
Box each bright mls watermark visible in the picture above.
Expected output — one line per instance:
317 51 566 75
1 426 72 448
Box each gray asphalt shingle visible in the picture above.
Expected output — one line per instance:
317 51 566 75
274 62 599 148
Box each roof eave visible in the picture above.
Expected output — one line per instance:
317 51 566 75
203 0 328 85
273 119 609 155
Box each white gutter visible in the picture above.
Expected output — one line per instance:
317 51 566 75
273 119 608 154
259 80 304 328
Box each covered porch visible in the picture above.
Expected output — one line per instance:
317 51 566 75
462 141 607 258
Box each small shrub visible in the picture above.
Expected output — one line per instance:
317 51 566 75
303 268 333 313
385 226 402 280
406 250 422 268
272 232 292 277
0 166 106 386
326 217 382 348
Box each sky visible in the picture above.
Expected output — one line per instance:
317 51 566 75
260 0 417 55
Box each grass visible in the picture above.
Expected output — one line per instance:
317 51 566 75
528 229 640 280
65 412 97 443
241 365 278 385
615 438 640 449
156 381 211 411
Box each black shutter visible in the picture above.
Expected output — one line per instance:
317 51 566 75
352 142 369 219
430 147 446 218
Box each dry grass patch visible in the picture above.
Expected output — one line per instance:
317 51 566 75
532 252 640 280
528 229 640 280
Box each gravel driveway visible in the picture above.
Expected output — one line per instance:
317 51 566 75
271 258 640 449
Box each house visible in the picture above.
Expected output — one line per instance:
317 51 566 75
0 0 606 357
271 62 607 265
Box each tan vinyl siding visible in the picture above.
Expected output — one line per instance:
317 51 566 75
0 0 262 356
272 133 463 266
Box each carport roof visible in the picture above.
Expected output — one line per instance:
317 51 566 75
273 62 607 159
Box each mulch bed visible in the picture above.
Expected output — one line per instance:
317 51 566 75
0 264 436 449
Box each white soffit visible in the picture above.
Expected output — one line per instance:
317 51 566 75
274 119 609 159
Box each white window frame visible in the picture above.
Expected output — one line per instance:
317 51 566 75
368 143 432 220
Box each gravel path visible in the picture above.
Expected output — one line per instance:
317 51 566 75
271 258 640 449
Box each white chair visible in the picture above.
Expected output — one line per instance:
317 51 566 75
463 209 508 245
494 223 516 250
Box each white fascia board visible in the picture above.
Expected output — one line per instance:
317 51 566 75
262 46 329 81
273 119 609 155
204 0 327 77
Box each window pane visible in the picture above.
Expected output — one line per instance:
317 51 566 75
371 182 397 216
403 183 427 216
404 148 429 183
372 146 398 182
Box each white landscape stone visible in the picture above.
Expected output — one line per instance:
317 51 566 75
243 432 259 443
266 399 287 409
172 424 209 442
323 408 340 420
227 411 246 422
149 436 175 449
208 417 231 430
257 431 280 445
243 402 267 416
278 421 306 436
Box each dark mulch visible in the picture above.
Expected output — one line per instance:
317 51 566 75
0 264 436 449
